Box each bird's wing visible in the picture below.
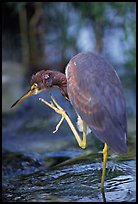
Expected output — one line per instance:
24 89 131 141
66 53 127 153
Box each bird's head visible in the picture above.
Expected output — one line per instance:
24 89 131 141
11 70 56 108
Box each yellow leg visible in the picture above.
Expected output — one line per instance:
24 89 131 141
101 143 108 202
39 96 87 149
82 121 87 148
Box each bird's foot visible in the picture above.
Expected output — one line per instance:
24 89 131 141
39 95 87 149
39 95 67 133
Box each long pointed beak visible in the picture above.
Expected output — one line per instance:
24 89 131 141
11 89 35 108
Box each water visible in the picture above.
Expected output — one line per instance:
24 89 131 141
2 149 136 202
2 91 136 202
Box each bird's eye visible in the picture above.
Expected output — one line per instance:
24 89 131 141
44 75 52 86
46 77 52 84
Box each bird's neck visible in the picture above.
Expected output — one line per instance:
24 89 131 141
52 71 69 100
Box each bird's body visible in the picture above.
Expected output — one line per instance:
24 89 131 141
65 52 127 153
11 51 127 153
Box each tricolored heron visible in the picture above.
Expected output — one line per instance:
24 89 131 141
11 52 128 201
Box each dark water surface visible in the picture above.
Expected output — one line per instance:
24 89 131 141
2 150 136 202
2 92 136 202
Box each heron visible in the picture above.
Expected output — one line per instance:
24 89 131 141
11 52 128 201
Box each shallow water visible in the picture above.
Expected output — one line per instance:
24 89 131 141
2 91 136 202
2 149 136 202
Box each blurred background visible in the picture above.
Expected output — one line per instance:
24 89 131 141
2 2 136 202
2 2 136 115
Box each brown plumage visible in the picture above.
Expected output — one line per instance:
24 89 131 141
66 52 127 153
31 70 69 100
